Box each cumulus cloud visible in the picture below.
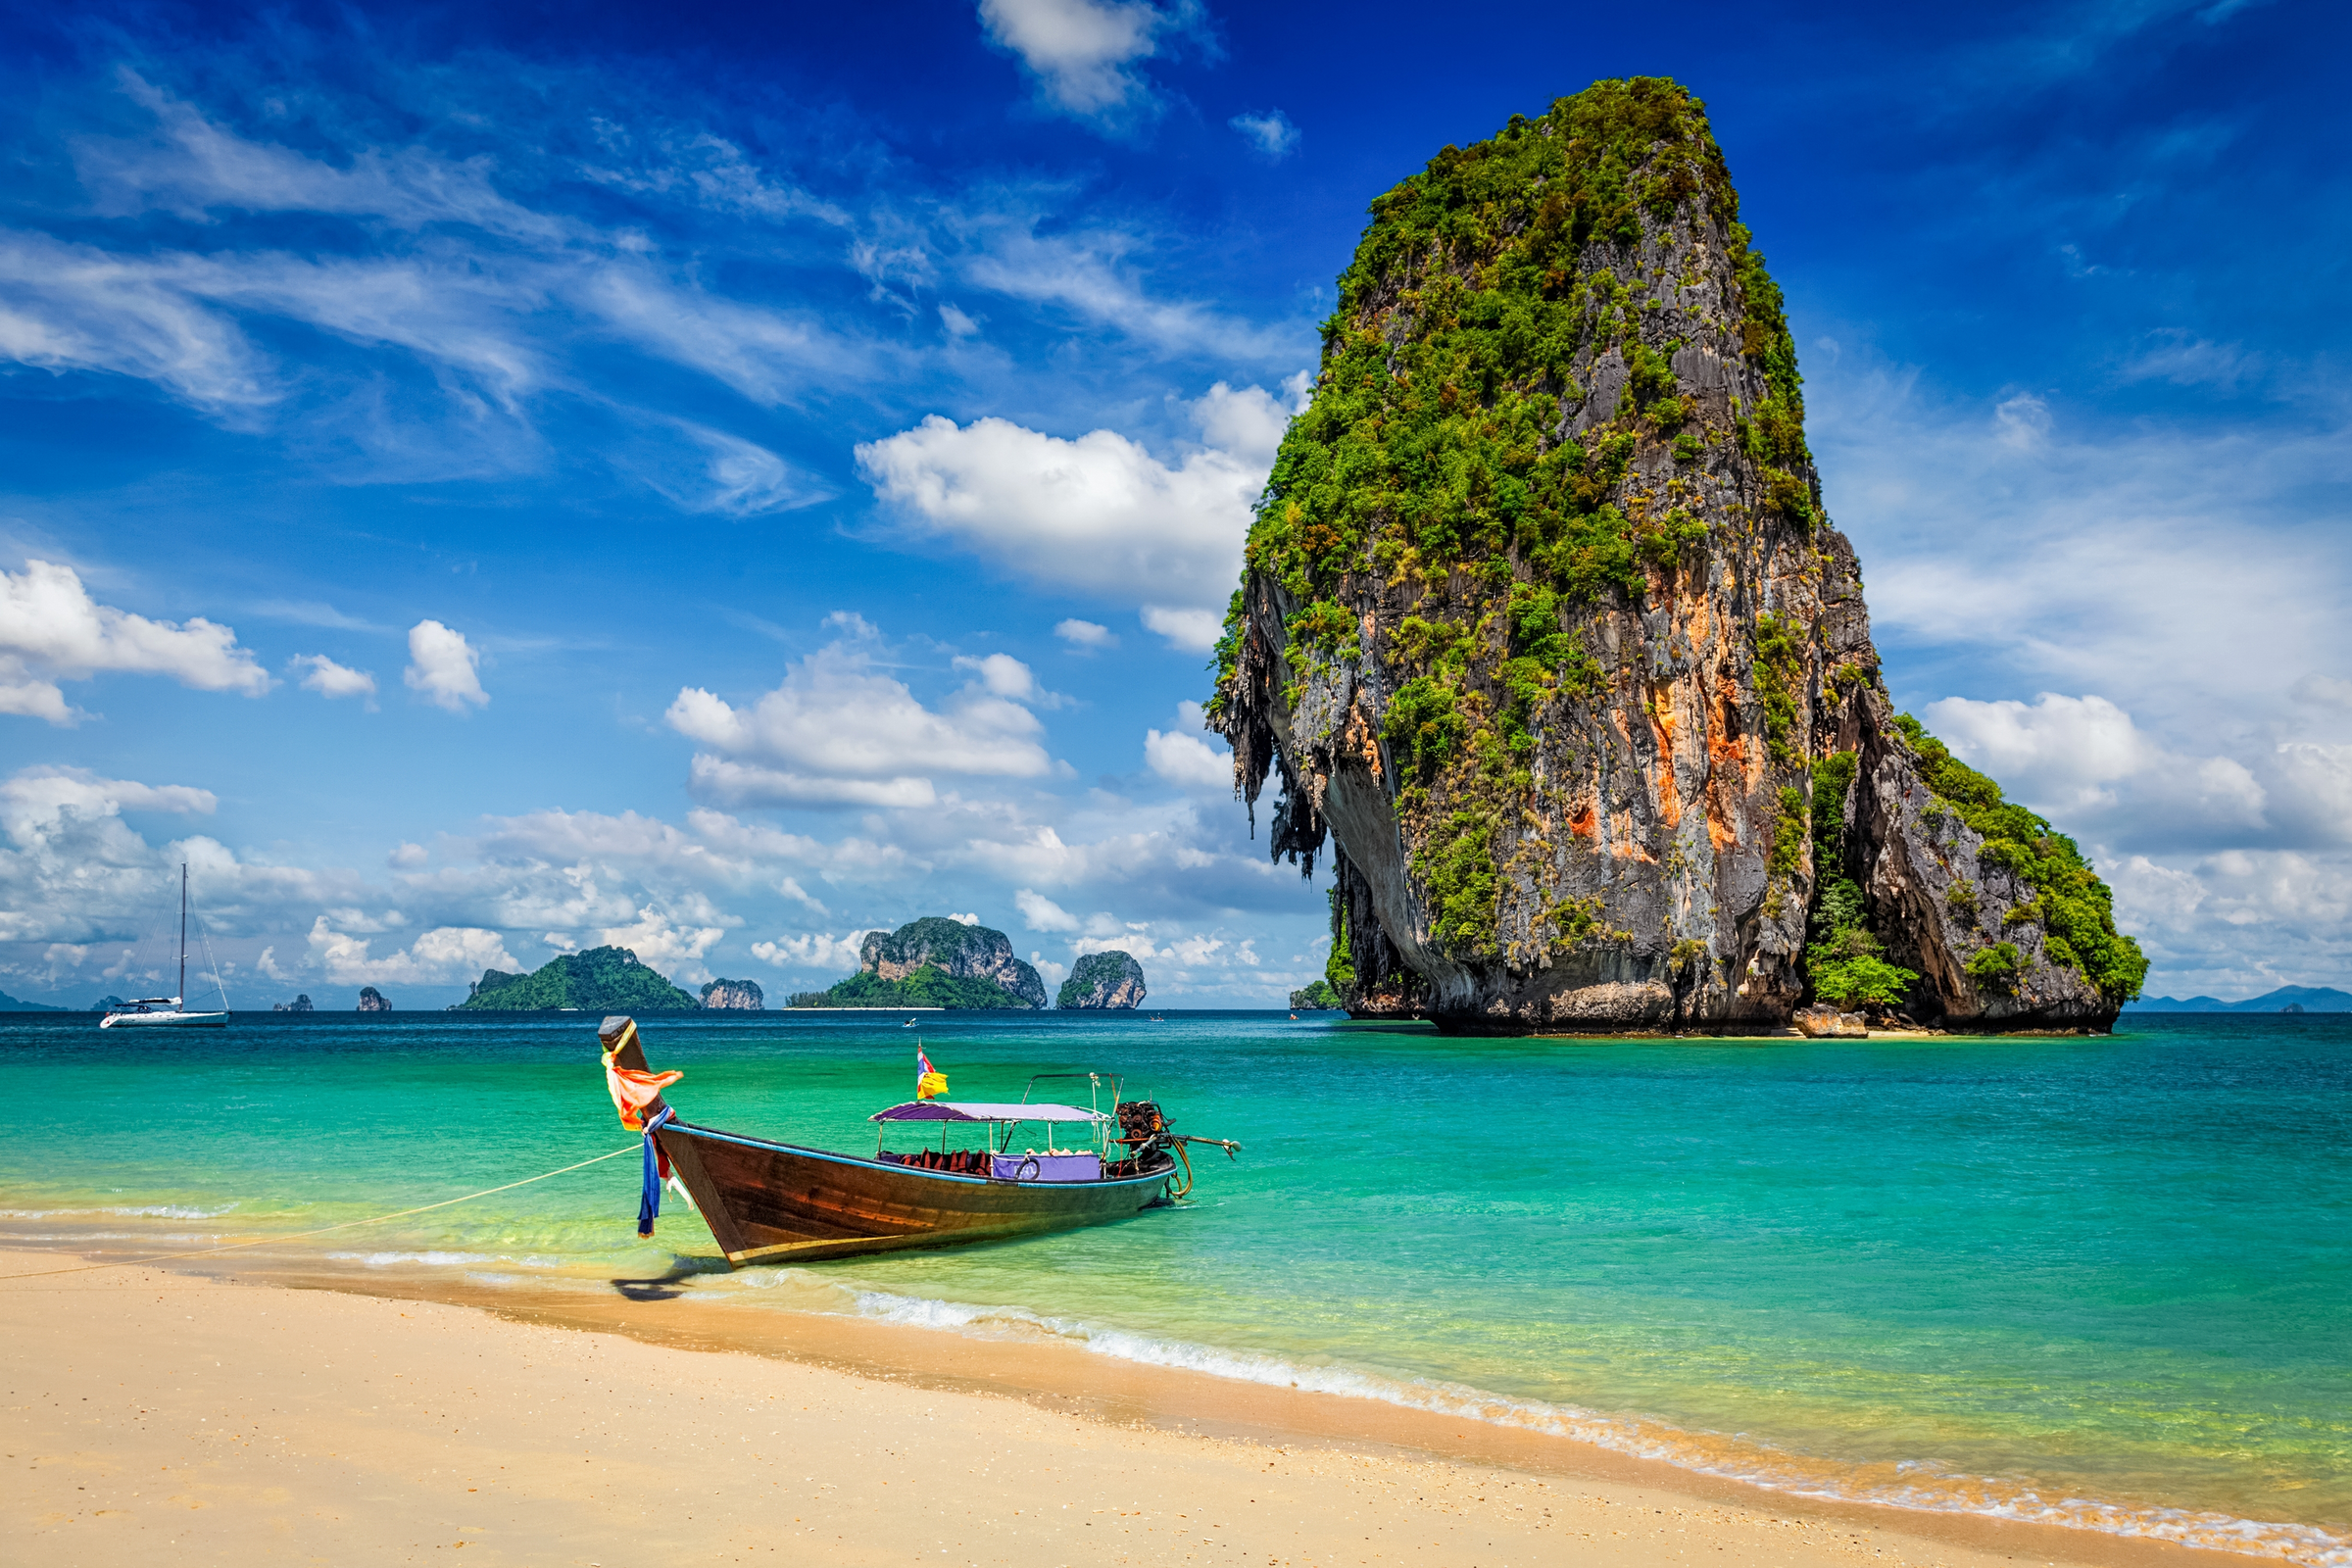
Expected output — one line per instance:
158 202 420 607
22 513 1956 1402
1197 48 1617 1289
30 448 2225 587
306 916 516 987
0 764 218 840
1015 887 1080 932
665 618 1053 808
0 559 270 723
290 653 376 705
1146 723 1232 790
1054 618 1115 650
952 651 1054 704
404 619 488 712
977 0 1204 128
857 379 1300 647
750 930 872 974
595 902 731 986
1228 110 1300 161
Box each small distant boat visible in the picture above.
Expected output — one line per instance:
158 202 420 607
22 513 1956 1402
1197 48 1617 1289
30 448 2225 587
600 1016 1238 1265
902 1017 918 1027
99 863 228 1030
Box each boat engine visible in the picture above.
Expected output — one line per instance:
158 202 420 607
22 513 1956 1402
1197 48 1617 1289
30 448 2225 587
1111 1101 1239 1197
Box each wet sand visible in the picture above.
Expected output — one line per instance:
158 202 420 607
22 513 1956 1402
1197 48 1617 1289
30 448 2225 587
3 1252 2233 1567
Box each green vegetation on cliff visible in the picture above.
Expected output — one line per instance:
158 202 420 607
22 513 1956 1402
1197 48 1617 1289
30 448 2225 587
1893 717 2149 1003
789 966 1035 1009
1291 980 1344 1009
458 946 697 1011
1209 78 1808 965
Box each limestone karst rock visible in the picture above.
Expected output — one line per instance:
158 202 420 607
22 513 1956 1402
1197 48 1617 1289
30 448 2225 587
700 978 765 1010
457 948 697 1011
1055 951 1147 1009
858 917 1049 1008
1208 79 2147 1034
273 994 315 1012
357 986 391 1012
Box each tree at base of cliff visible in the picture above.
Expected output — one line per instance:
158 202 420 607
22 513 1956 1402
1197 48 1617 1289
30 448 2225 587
1056 951 1147 1009
1206 78 2146 1034
457 947 697 1011
1290 980 1344 1010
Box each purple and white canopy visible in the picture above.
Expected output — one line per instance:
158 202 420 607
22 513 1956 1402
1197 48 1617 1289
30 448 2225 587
869 1101 1105 1124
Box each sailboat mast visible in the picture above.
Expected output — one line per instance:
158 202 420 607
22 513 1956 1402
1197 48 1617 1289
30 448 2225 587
178 861 188 1006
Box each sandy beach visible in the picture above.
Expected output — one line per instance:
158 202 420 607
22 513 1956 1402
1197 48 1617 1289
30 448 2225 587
2 1253 2230 1568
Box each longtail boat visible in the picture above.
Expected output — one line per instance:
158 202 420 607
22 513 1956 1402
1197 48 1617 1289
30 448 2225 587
598 1015 1239 1265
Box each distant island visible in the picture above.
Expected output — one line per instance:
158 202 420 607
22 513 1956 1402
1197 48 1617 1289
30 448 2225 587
2124 985 2350 1013
791 917 1047 1009
701 978 763 1009
458 946 698 1011
1290 981 1343 1010
0 989 65 1011
358 986 391 1012
1056 951 1146 1009
274 994 315 1012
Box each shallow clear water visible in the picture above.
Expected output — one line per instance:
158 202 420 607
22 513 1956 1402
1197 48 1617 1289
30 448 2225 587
4 1009 2345 1561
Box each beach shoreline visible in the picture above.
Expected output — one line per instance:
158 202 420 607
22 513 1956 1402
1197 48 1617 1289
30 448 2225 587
3 1249 2257 1567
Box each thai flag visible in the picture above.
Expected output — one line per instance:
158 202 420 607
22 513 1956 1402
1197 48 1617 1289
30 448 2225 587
915 1047 948 1100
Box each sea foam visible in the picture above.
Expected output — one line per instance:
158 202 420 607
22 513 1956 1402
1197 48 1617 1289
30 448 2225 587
801 1276 2351 1568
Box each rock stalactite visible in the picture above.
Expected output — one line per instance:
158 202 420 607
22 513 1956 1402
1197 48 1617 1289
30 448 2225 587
1208 78 2146 1035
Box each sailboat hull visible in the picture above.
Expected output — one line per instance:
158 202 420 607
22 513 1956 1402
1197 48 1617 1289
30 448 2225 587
99 1010 229 1028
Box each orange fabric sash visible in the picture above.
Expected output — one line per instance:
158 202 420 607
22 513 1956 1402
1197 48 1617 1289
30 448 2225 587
602 1025 682 1132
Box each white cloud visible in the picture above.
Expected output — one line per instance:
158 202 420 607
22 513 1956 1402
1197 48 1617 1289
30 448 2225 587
657 421 830 516
0 559 270 724
939 303 980 338
290 653 377 705
1032 951 1068 987
856 380 1299 637
597 903 731 987
0 764 217 841
751 930 872 974
1228 110 1300 161
1015 887 1080 932
1146 723 1231 791
1140 607 1223 652
1054 618 1115 650
306 916 517 987
388 842 429 868
977 0 1201 126
952 651 1049 703
957 220 1297 362
948 911 980 925
404 619 488 712
1992 391 2052 449
665 620 1053 808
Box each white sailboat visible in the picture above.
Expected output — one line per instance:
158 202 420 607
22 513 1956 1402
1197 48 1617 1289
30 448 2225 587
98 862 229 1029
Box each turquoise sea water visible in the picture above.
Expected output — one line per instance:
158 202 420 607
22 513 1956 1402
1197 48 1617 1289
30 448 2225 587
4 1010 2345 1562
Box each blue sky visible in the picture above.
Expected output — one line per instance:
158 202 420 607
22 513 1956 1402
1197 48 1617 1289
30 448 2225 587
2 0 2345 1008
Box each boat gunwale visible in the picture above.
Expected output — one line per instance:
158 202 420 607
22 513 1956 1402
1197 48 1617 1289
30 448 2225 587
666 1119 1175 1191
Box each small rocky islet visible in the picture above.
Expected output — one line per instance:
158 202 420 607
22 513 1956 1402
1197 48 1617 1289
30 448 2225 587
1208 77 2148 1035
436 916 1152 1013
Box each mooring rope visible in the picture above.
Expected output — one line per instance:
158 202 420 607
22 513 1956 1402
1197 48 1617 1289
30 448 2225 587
0 1141 643 1283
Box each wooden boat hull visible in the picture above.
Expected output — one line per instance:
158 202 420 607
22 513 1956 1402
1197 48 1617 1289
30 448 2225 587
655 1119 1176 1266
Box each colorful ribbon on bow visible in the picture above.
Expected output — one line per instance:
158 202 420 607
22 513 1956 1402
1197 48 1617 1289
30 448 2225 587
637 1105 676 1238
